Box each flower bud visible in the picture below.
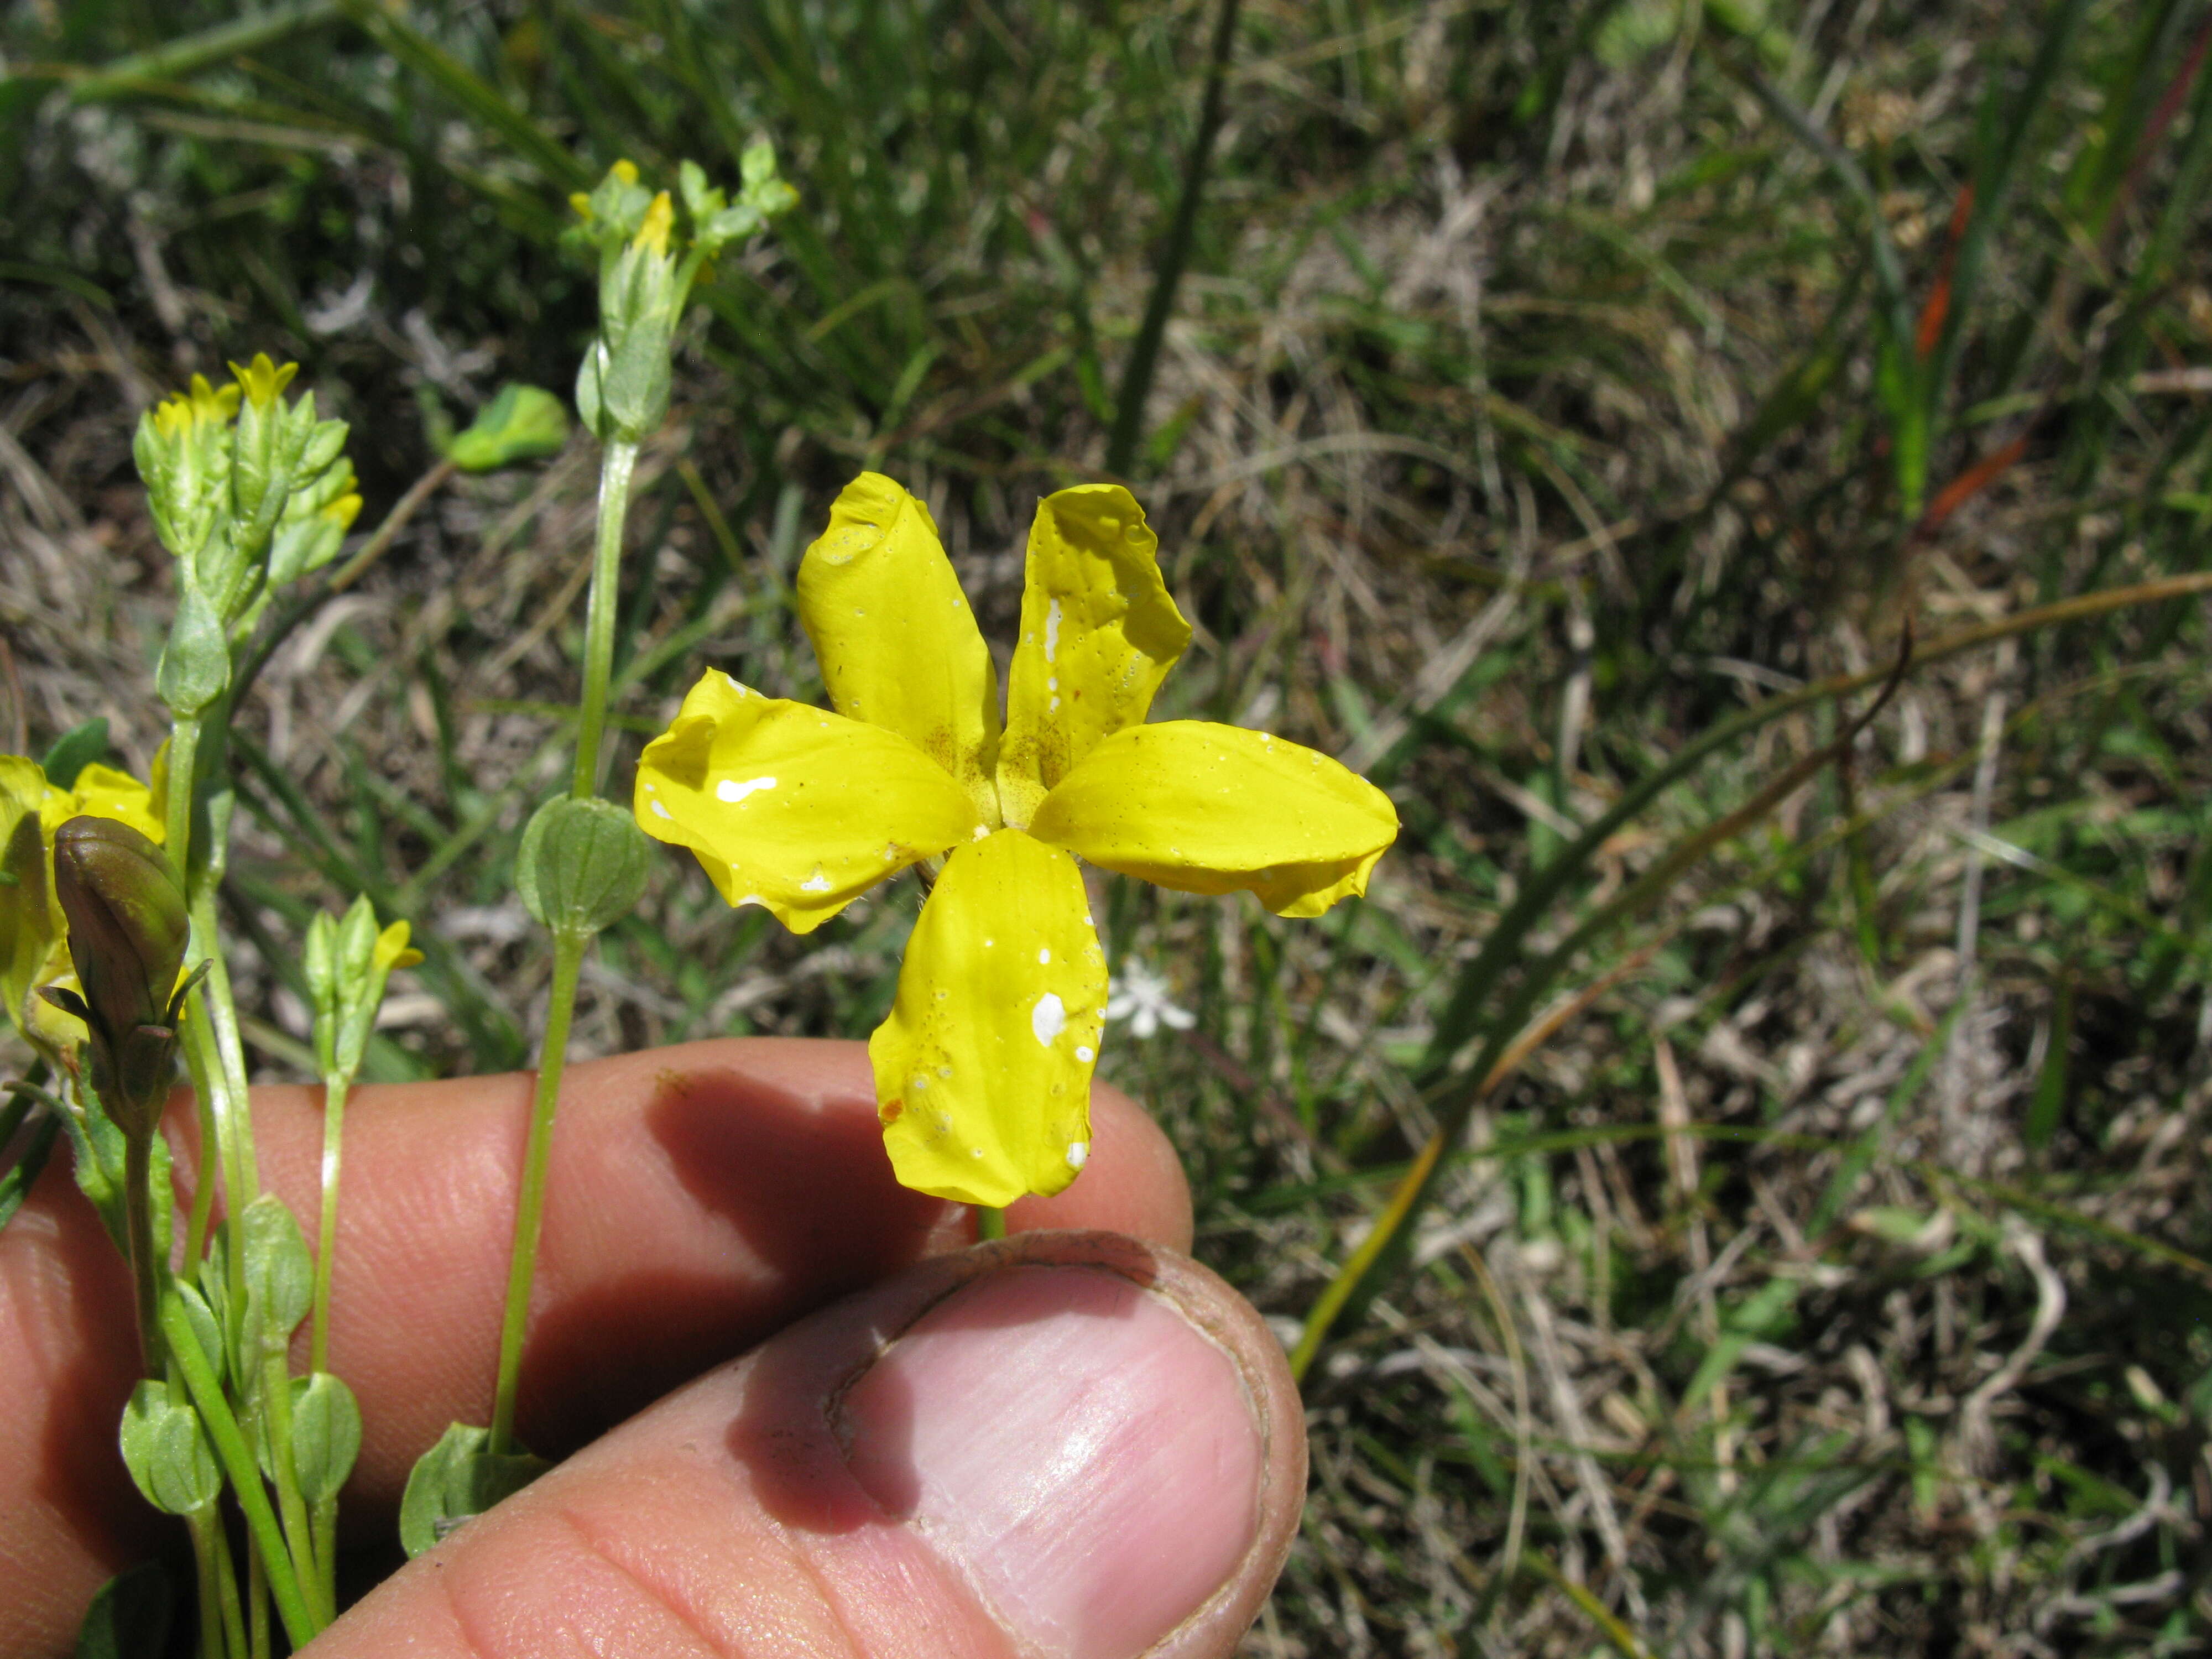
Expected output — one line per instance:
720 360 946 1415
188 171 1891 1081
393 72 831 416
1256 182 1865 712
49 816 190 1137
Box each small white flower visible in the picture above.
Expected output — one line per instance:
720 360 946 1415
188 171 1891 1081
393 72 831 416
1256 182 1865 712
1104 959 1196 1039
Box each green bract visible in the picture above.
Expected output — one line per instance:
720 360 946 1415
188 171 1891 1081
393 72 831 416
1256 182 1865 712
120 1380 223 1516
516 796 651 940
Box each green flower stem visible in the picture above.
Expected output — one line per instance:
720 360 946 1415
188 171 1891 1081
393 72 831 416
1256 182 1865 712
248 1536 268 1659
489 927 587 1454
311 1494 338 1622
975 1206 1006 1242
120 1132 165 1378
160 1291 320 1649
310 1072 348 1375
259 1343 326 1621
185 960 253 1300
185 1506 240 1659
571 436 639 800
180 1039 221 1269
164 713 201 883
211 1506 248 1659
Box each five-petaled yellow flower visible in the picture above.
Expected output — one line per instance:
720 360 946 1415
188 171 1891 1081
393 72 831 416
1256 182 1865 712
634 474 1399 1207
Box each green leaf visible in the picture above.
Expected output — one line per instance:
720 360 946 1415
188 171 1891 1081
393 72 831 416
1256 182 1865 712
447 385 570 473
72 1562 172 1659
119 1379 222 1515
156 579 232 717
516 797 650 940
290 1371 363 1506
399 1422 551 1557
39 718 111 792
240 1193 314 1349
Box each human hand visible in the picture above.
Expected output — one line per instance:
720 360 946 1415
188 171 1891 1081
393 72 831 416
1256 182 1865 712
0 1038 1305 1657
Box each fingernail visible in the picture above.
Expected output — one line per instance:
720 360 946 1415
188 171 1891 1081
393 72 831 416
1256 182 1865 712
840 1263 1266 1659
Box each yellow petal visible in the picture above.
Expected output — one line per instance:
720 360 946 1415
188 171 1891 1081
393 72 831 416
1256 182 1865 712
0 757 53 1030
635 669 983 933
869 830 1108 1206
996 484 1191 830
1029 721 1399 916
55 762 165 845
796 473 1001 823
373 920 424 973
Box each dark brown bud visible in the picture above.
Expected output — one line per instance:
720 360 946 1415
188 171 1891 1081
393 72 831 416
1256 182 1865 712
50 816 190 1137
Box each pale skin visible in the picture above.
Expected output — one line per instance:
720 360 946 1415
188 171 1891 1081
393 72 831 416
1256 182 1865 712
0 1039 1306 1658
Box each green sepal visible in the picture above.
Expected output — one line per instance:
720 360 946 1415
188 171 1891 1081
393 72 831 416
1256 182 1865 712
399 1422 551 1557
516 796 650 940
289 1371 364 1507
71 1562 172 1659
119 1377 222 1515
447 384 570 472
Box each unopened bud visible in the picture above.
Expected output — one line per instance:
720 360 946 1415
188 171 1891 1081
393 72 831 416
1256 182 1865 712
49 816 191 1136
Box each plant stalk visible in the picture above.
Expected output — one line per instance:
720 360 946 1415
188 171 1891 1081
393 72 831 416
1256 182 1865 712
161 1292 320 1648
489 928 586 1454
310 1074 348 1375
164 713 201 884
121 1132 165 1378
571 436 639 800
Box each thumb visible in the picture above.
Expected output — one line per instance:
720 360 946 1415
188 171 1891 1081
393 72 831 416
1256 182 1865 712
316 1232 1306 1659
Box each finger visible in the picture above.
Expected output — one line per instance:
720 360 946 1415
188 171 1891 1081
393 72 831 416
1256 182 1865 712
320 1232 1305 1659
0 1037 1190 1656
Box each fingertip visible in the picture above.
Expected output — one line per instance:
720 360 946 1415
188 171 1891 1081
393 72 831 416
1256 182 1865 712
322 1232 1304 1659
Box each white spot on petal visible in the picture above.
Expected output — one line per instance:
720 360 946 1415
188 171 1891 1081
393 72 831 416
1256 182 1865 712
800 867 832 893
1044 597 1062 661
1066 1141 1089 1170
1031 992 1067 1046
649 799 672 819
1037 947 1051 964
716 775 777 804
1075 1045 1094 1062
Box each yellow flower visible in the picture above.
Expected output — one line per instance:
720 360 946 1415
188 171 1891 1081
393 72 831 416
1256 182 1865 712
228 352 299 411
149 374 242 441
372 918 424 974
0 754 165 1051
634 191 675 258
634 473 1399 1207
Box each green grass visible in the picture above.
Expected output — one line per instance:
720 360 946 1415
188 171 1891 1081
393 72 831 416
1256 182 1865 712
7 0 2212 1651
